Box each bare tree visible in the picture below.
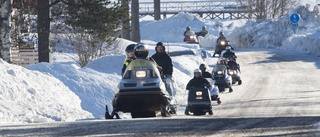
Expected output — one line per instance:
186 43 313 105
242 0 298 20
0 0 13 62
64 32 106 67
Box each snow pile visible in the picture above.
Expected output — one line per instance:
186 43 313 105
230 4 320 54
141 12 236 44
140 12 247 49
0 60 92 123
27 59 122 118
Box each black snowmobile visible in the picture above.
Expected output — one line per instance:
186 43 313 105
213 39 233 57
228 65 242 85
185 87 213 116
105 59 175 119
212 64 232 92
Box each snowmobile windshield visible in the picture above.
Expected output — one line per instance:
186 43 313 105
214 65 227 72
123 59 161 79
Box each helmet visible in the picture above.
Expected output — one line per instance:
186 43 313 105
125 44 136 57
202 26 206 29
226 46 232 50
186 27 191 30
134 43 149 59
125 44 135 53
199 64 206 71
194 69 201 73
219 32 224 36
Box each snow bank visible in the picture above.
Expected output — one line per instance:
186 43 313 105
230 4 320 54
0 60 92 123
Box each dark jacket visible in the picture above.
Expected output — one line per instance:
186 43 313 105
151 52 173 76
186 76 211 90
222 51 236 59
227 61 240 71
201 71 213 79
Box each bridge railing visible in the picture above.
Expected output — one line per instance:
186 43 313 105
137 0 248 15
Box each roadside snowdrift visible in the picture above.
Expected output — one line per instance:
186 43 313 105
230 4 320 55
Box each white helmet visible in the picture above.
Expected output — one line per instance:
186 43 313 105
194 69 201 73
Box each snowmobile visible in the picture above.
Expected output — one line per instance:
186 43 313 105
213 39 233 57
183 35 199 44
185 87 213 116
105 59 175 119
212 64 232 92
228 66 242 85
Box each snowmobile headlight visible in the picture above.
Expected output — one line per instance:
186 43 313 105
135 70 147 78
220 41 226 46
228 70 234 75
190 35 195 39
196 91 203 99
217 71 223 74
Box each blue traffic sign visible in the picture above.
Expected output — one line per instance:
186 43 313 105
292 23 298 28
290 13 300 23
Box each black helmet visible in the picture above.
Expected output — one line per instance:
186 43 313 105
134 43 149 59
125 44 135 53
219 32 224 36
186 26 191 30
125 44 136 57
202 26 206 29
199 64 206 71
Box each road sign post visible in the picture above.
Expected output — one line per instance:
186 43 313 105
290 13 300 34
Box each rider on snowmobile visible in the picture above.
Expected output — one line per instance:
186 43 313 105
184 26 196 38
227 56 240 72
221 46 237 59
133 43 162 73
122 44 136 75
196 26 208 37
186 69 211 90
216 32 227 43
199 64 222 104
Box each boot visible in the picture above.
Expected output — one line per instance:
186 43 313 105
217 98 222 105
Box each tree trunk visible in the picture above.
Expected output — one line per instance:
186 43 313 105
0 0 13 62
37 0 50 62
154 0 160 20
131 0 140 42
121 0 130 40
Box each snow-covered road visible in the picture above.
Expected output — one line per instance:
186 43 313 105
1 48 319 136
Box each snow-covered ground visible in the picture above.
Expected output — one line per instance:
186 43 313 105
0 1 319 124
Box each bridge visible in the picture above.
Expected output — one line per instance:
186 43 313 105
136 0 254 20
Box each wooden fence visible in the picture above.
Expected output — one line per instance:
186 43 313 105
11 48 38 67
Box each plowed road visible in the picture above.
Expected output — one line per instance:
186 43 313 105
1 48 320 136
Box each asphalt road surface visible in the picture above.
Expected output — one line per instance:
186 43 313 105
1 48 319 137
